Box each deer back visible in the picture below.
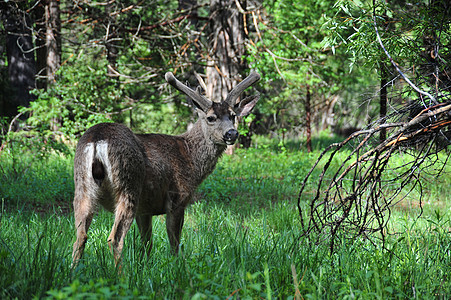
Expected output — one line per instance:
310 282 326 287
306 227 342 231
74 123 149 211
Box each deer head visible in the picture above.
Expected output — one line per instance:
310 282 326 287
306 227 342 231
165 71 261 146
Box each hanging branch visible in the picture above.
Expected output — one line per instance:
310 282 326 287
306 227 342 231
297 101 451 252
372 0 437 107
297 0 451 253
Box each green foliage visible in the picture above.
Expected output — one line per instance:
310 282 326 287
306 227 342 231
9 0 194 143
326 0 450 74
20 51 191 141
125 101 193 135
2 0 449 148
246 0 375 136
0 149 73 205
44 279 141 300
23 54 122 139
323 0 451 107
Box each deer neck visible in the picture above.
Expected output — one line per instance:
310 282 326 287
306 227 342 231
182 120 227 183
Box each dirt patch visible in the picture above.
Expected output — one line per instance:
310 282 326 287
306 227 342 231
393 199 424 212
2 199 72 216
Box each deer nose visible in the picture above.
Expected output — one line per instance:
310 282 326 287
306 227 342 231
224 129 239 144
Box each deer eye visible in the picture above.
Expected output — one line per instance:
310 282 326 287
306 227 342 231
206 115 217 123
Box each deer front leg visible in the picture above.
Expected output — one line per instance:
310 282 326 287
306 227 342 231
108 195 136 266
166 205 185 254
136 214 153 256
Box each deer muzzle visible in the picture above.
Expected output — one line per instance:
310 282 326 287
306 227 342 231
224 129 239 145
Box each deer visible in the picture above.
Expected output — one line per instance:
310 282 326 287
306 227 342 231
72 71 260 266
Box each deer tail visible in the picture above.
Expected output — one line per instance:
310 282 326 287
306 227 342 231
92 142 106 187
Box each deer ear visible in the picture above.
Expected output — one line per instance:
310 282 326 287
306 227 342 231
235 94 260 117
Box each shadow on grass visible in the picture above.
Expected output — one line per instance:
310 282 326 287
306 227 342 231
252 132 352 153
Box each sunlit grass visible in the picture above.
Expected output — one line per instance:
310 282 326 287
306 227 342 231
1 200 449 298
0 139 450 298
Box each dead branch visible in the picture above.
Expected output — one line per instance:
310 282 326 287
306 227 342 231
297 100 450 252
297 1 451 253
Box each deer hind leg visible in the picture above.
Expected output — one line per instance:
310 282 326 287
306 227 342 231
72 194 95 267
107 194 137 266
136 214 153 256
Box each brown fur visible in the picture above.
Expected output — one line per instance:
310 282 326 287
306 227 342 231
72 72 260 266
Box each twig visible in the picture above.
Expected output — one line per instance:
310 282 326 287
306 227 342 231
372 0 437 106
0 112 23 155
297 89 450 253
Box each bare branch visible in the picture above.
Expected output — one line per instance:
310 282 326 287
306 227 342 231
297 86 451 254
372 0 437 106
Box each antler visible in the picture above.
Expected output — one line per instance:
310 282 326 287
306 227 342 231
224 71 261 107
165 72 212 111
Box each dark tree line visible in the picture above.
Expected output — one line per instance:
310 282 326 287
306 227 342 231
0 0 450 154
1 0 61 113
1 1 36 117
1 0 265 142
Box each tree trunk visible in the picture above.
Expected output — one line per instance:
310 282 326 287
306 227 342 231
305 85 312 152
45 0 61 84
105 1 119 77
207 0 249 152
1 4 37 118
207 0 247 101
44 0 61 132
380 63 388 143
178 0 203 90
34 3 47 89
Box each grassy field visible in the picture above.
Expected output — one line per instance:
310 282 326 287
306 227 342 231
0 138 450 299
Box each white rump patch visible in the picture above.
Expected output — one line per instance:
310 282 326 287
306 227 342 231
84 143 94 173
83 143 97 197
95 140 113 183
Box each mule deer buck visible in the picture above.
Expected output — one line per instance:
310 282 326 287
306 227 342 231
72 71 260 266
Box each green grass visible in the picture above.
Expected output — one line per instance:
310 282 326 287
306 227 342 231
0 148 74 207
0 139 450 299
